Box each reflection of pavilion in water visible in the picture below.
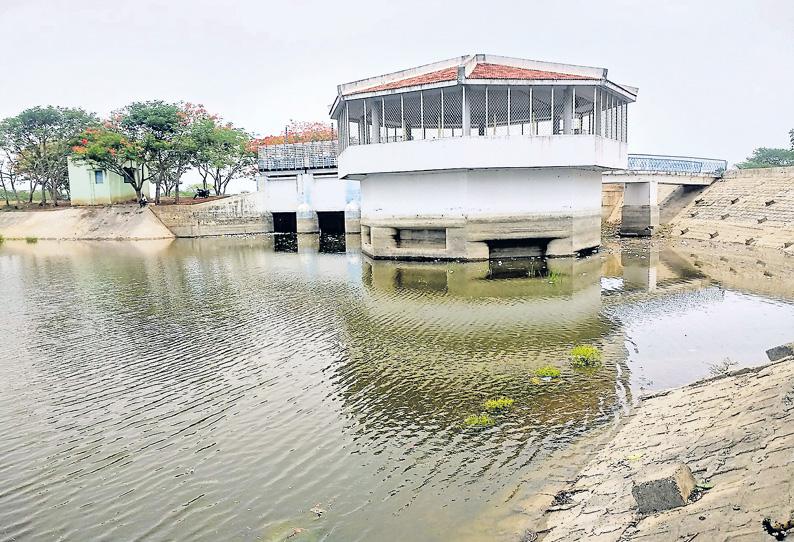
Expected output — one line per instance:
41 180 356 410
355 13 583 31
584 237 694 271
332 246 711 433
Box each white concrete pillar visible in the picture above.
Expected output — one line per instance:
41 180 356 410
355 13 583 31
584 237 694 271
296 172 318 233
370 99 381 144
621 180 659 237
563 87 573 135
462 86 471 136
594 88 602 136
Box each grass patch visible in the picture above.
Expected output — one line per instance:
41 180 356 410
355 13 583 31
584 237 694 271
547 269 563 284
463 413 495 429
571 345 601 368
25 236 38 244
535 366 561 378
483 397 514 412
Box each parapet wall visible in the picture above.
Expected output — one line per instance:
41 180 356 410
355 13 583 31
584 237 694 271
670 167 794 251
150 192 273 237
0 206 175 240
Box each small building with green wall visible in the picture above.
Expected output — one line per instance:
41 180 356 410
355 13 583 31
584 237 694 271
68 159 148 205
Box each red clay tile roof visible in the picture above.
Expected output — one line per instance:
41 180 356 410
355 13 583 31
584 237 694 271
468 63 595 80
345 62 597 96
347 67 458 95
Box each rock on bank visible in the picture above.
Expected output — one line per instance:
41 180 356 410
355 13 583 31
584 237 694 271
0 206 174 240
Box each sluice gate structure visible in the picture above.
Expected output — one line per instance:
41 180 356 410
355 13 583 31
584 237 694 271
256 140 360 235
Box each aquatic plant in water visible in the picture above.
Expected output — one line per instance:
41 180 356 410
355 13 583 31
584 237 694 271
547 269 563 284
535 366 561 378
483 397 514 412
571 345 601 368
25 236 37 244
463 413 495 429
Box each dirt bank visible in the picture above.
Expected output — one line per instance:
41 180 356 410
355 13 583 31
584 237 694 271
0 206 174 240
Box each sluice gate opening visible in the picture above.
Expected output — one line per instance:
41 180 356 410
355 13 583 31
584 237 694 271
317 211 345 234
273 212 297 233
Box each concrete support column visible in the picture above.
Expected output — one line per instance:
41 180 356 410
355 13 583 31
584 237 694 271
594 88 602 136
296 172 318 233
621 181 659 237
563 87 574 135
370 99 381 144
462 86 471 136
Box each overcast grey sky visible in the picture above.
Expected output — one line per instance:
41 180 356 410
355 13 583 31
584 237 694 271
2 0 793 166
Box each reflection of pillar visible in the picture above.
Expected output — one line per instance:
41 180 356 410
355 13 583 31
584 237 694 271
370 99 380 144
298 233 320 253
621 181 659 237
563 87 573 135
622 250 659 291
296 172 319 233
344 179 361 234
462 86 471 136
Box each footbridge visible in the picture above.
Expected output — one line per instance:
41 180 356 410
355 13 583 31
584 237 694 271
603 154 728 236
256 141 360 235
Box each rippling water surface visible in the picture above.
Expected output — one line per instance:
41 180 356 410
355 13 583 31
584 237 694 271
1 236 792 541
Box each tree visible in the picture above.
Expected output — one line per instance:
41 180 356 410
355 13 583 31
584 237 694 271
117 101 194 205
187 103 256 196
0 106 98 206
70 126 149 201
736 147 794 169
255 120 335 146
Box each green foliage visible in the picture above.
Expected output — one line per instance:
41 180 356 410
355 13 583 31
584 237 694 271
483 397 514 412
736 147 794 169
25 236 37 244
547 269 563 283
571 345 601 368
463 413 495 429
0 106 98 205
535 366 561 378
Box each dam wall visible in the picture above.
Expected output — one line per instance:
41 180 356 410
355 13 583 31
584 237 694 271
671 167 794 251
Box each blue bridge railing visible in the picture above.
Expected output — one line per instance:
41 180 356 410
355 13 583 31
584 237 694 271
627 154 727 175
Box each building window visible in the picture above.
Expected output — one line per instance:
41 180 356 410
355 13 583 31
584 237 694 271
95 171 104 184
122 167 135 184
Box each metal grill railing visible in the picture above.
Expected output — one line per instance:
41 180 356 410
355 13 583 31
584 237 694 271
337 84 629 151
627 154 727 175
258 140 338 171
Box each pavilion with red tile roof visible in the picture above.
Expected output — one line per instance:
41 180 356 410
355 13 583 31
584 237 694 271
329 54 638 261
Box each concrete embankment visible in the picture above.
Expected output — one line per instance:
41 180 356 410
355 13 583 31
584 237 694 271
671 167 794 252
0 193 273 240
540 350 794 541
150 192 272 237
0 205 174 240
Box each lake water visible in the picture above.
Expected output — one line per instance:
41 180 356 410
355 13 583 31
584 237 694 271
1 236 792 541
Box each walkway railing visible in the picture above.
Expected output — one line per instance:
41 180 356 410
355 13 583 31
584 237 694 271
627 154 727 175
258 140 338 172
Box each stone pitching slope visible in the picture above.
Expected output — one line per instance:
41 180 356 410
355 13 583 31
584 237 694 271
542 356 794 542
671 167 794 253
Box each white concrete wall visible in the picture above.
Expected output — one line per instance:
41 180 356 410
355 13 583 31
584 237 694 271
361 168 602 219
340 135 626 179
260 173 357 213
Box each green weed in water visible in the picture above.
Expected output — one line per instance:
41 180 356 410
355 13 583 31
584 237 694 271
483 397 514 412
571 345 601 368
547 269 563 284
535 366 561 378
25 236 37 244
463 413 495 429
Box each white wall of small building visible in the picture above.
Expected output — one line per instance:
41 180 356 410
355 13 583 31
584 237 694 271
360 168 602 220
